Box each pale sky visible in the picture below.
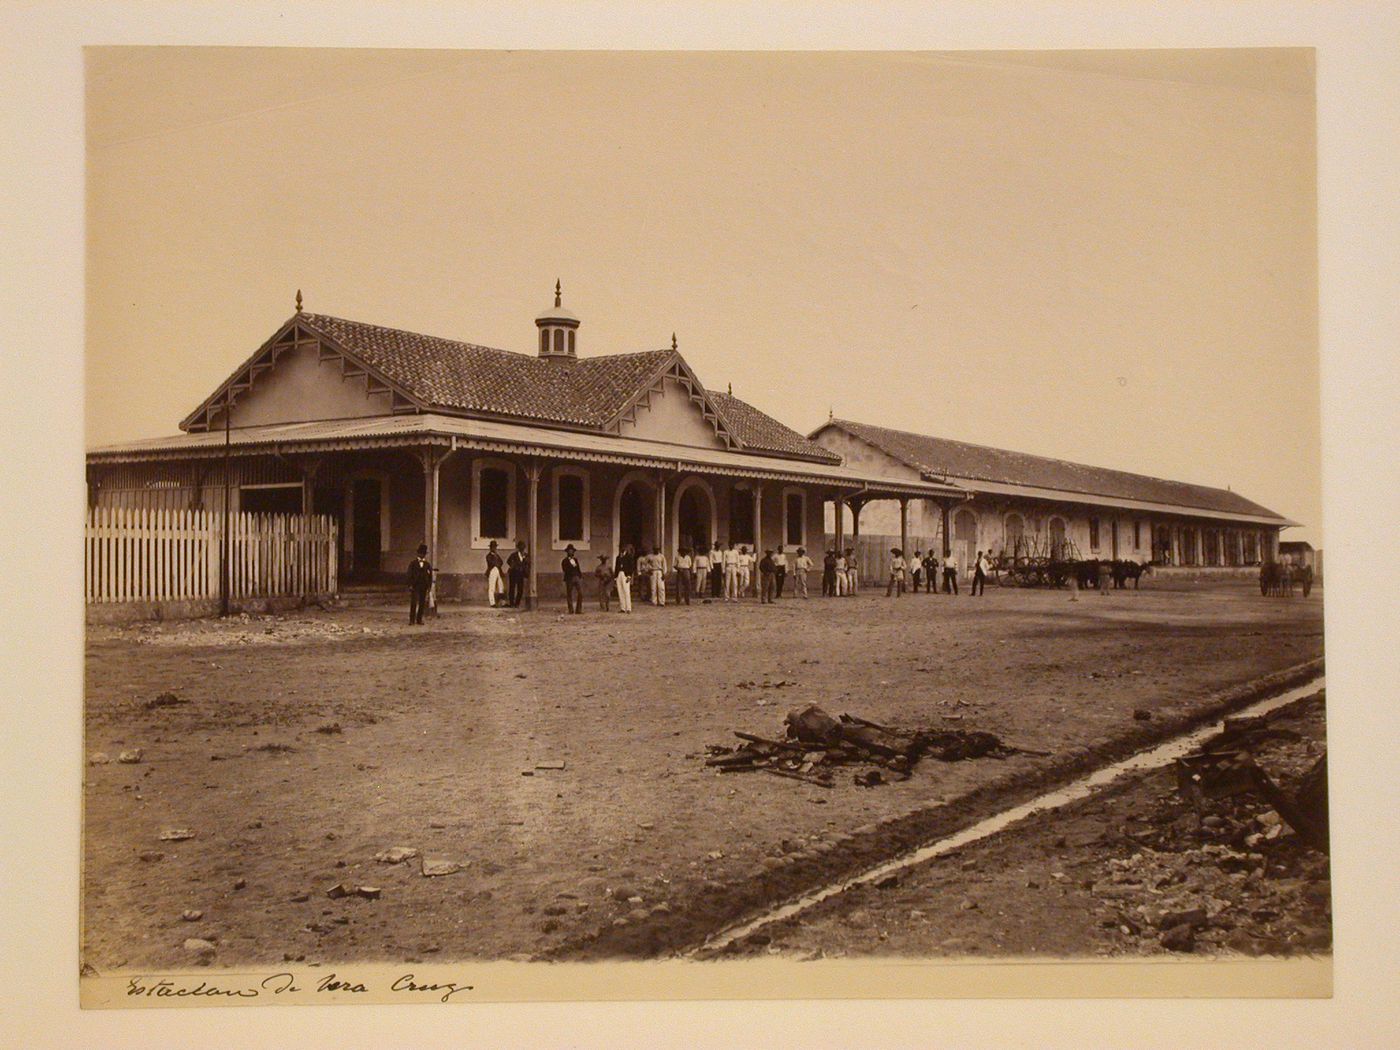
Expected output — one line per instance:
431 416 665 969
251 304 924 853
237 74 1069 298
86 48 1320 542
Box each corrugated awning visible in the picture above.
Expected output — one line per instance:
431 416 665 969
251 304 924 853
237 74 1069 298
87 414 966 500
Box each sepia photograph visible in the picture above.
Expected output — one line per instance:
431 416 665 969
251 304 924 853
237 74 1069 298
73 43 1337 1002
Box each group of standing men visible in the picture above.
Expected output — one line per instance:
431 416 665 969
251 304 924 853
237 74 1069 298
874 548 994 597
405 537 1000 622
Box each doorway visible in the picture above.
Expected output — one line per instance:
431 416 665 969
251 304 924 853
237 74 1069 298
677 484 712 553
351 478 382 577
618 480 652 554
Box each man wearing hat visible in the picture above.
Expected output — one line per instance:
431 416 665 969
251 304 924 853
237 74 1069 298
407 543 433 625
561 544 583 614
485 540 505 607
507 539 529 608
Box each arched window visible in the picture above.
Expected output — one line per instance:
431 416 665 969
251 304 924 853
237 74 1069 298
540 330 549 355
553 329 564 355
567 329 575 354
1088 517 1101 551
1048 516 1067 559
1004 513 1025 559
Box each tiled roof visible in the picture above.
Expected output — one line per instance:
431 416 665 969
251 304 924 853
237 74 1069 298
285 314 839 463
299 313 673 428
711 392 841 463
819 419 1288 521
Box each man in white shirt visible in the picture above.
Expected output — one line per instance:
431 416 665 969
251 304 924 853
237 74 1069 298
649 546 668 606
844 547 859 595
722 542 740 602
692 546 711 597
674 547 694 605
773 545 789 598
737 545 754 597
834 550 848 596
793 547 813 598
942 550 959 595
885 548 906 597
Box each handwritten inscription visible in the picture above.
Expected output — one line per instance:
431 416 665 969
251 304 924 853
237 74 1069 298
123 971 473 1003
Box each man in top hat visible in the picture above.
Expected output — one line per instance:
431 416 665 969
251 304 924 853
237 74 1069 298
407 543 433 624
561 544 583 614
485 540 505 607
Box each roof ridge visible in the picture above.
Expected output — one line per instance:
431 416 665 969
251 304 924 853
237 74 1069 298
831 417 1243 498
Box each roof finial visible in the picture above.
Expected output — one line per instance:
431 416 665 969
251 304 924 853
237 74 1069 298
727 382 733 396
554 279 562 308
295 289 303 313
829 405 834 421
671 332 678 351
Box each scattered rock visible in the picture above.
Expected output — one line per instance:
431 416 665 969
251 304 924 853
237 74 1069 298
1158 908 1208 931
355 886 382 900
138 851 164 863
326 883 352 899
289 893 310 903
118 749 145 764
373 846 420 865
1133 709 1153 722
89 752 110 765
145 692 186 710
420 857 462 877
959 898 979 911
159 829 196 842
180 910 203 922
535 761 566 771
183 938 216 957
233 878 247 890
1160 923 1196 952
542 905 568 917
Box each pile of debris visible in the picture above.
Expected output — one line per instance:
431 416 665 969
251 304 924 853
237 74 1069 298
1175 711 1328 853
705 704 1041 788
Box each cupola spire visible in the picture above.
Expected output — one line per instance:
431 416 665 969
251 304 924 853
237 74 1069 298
535 281 581 360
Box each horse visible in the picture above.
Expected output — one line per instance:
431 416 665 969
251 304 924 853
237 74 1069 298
1111 560 1153 589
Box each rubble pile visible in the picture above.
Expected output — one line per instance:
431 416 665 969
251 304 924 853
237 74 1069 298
1092 698 1330 955
704 704 1038 788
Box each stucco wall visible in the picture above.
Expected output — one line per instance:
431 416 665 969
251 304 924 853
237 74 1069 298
617 377 727 450
220 343 395 428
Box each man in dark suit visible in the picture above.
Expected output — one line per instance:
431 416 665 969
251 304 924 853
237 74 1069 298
407 543 433 625
561 544 583 614
507 540 529 608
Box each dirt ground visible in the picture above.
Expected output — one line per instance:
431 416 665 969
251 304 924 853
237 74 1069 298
718 692 1330 960
82 578 1323 970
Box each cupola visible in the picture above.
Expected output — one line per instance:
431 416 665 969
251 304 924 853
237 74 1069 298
535 280 580 359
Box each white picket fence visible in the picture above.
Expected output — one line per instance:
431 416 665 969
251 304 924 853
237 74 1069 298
85 506 338 605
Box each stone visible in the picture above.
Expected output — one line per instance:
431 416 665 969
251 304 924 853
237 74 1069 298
118 749 145 764
649 902 672 916
420 857 462 877
1132 709 1152 721
183 938 216 955
1160 924 1196 952
535 761 566 770
289 893 310 903
959 898 979 911
180 910 203 921
138 851 164 863
89 753 110 765
159 829 196 842
374 846 420 864
627 908 650 922
1201 815 1225 829
355 886 382 899
326 883 353 899
1158 908 1208 931
233 878 247 890
1256 810 1284 829
542 905 568 917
